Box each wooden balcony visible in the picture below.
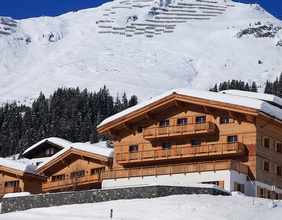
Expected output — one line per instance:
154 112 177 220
42 173 101 191
3 186 21 194
116 142 245 165
143 122 216 140
102 160 249 180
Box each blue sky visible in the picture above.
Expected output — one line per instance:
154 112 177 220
0 0 281 20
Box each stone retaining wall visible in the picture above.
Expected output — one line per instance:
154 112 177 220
1 185 229 214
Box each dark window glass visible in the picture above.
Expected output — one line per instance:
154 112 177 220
160 120 169 127
264 138 270 148
228 135 238 143
220 116 229 124
129 145 138 152
196 116 206 123
192 139 202 146
162 143 172 149
263 161 270 172
177 118 187 125
71 170 85 178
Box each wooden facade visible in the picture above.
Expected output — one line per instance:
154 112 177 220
36 146 113 193
97 90 282 198
0 159 45 200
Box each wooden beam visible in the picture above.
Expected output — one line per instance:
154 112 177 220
245 114 255 123
109 129 118 137
228 110 238 119
174 100 186 108
123 122 133 131
204 106 214 114
145 112 155 121
61 158 68 165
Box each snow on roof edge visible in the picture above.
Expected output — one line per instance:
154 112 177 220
98 88 282 128
36 141 113 171
23 137 73 155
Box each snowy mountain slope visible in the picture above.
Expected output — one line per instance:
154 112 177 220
0 0 281 105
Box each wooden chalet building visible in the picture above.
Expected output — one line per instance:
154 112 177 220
0 158 45 200
36 142 113 192
97 89 282 198
22 137 72 166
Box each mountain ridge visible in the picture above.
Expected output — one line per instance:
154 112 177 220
0 0 281 105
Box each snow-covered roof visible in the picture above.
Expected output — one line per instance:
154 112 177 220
219 90 282 108
23 137 72 155
37 141 113 170
98 88 282 128
0 157 37 174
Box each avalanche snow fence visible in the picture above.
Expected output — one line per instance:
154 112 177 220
1 185 229 213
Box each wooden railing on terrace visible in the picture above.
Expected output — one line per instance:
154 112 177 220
42 173 101 191
143 122 216 139
102 160 248 180
116 142 245 164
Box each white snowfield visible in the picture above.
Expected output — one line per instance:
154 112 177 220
1 192 282 219
0 157 36 174
0 0 282 105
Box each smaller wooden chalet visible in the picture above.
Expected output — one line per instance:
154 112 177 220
36 142 113 192
22 137 72 166
0 158 46 199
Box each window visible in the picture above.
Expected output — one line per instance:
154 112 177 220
162 143 172 149
51 174 65 182
276 165 282 176
91 167 105 175
234 182 245 194
4 181 19 188
192 139 202 146
160 120 169 127
227 135 238 143
177 118 187 125
129 145 138 152
46 147 55 155
263 161 270 172
71 170 85 178
264 138 270 148
276 143 282 153
220 116 230 124
196 116 206 123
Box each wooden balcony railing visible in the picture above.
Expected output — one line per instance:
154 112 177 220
102 160 249 180
143 122 216 140
116 142 245 164
42 173 101 191
3 186 21 194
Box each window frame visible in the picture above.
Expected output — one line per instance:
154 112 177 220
177 118 187 125
220 116 230 124
162 143 172 149
192 139 202 146
195 116 206 123
129 145 139 152
227 135 238 143
159 120 169 127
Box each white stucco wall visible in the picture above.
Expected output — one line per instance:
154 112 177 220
102 170 252 195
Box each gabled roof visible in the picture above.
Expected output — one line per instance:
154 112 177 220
36 141 113 174
97 88 282 134
219 90 282 109
22 137 72 158
0 157 37 176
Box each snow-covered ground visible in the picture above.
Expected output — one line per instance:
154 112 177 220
0 0 282 105
1 193 282 219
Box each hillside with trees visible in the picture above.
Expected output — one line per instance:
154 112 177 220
0 86 138 157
